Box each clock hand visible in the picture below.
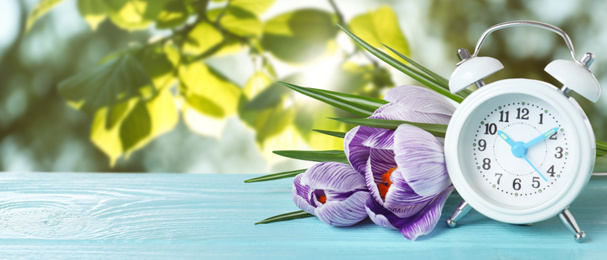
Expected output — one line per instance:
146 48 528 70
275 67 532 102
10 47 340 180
524 127 560 149
497 130 517 147
523 155 548 182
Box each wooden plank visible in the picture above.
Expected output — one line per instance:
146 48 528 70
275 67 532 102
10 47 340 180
0 173 606 259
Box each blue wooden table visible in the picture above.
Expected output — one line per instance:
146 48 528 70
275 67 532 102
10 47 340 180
1 173 606 259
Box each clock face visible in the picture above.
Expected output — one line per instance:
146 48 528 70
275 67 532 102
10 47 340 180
458 93 578 210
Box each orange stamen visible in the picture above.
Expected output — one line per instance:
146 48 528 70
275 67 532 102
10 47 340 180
378 167 397 200
319 195 327 204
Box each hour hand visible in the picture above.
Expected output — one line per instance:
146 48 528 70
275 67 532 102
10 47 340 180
497 130 517 147
524 127 560 149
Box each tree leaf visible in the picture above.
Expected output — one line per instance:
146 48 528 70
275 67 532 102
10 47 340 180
58 53 154 116
91 89 178 166
273 150 348 163
25 0 66 32
261 9 338 63
338 24 464 103
156 0 189 29
254 106 295 145
179 62 241 118
183 22 224 56
243 81 290 110
294 106 346 150
219 6 262 37
331 117 447 137
280 82 386 117
244 169 306 183
133 44 176 91
77 0 109 30
103 0 169 31
231 0 275 16
255 210 314 225
349 6 409 60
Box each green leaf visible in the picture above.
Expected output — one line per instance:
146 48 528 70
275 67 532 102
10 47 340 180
103 0 169 31
91 89 178 166
26 0 66 32
349 6 409 60
133 44 176 90
331 117 447 138
231 0 275 16
244 169 306 183
59 53 153 116
594 155 607 173
280 82 386 117
179 62 240 118
255 210 314 225
77 0 109 30
597 139 607 158
312 129 346 139
156 0 189 29
219 6 262 37
338 24 464 103
261 9 338 63
183 22 224 56
273 150 348 163
382 44 449 88
243 81 290 110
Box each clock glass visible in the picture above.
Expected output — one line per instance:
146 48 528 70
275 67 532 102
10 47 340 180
458 93 578 210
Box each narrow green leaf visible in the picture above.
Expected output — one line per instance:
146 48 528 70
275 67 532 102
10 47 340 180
597 139 607 158
26 0 66 32
244 169 306 183
382 44 449 88
338 24 463 103
312 129 346 139
331 117 447 138
280 82 385 117
255 210 314 225
273 150 348 163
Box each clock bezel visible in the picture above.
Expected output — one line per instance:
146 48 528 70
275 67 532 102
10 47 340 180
445 78 595 224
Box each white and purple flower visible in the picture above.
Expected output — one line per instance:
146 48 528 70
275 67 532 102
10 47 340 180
345 85 456 240
292 162 371 226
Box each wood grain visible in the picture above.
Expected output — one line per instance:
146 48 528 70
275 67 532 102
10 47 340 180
1 173 606 259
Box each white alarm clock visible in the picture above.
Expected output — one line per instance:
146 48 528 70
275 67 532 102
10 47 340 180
443 21 600 242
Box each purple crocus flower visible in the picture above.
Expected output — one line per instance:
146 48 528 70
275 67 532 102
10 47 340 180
292 162 370 226
345 85 456 240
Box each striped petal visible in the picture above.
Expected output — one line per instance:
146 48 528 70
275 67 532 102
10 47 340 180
399 186 454 240
362 129 395 150
383 85 456 117
315 190 370 226
292 174 316 215
383 168 433 218
345 126 373 176
371 102 452 124
394 124 451 197
301 162 366 192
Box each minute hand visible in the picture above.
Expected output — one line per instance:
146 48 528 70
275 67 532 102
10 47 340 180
524 127 560 149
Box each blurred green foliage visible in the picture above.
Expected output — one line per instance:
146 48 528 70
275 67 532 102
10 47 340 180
24 0 409 167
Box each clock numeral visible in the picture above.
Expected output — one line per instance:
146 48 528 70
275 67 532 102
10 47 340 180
516 108 529 120
484 123 497 135
547 165 555 177
499 111 510 122
549 132 557 140
532 176 540 188
539 113 543 124
513 178 521 191
482 158 491 170
495 173 503 185
478 139 487 151
555 147 564 159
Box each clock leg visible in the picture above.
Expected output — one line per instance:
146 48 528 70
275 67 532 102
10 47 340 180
446 200 472 228
558 207 586 243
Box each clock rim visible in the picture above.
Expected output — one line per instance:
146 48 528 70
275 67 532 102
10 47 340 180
444 79 595 224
